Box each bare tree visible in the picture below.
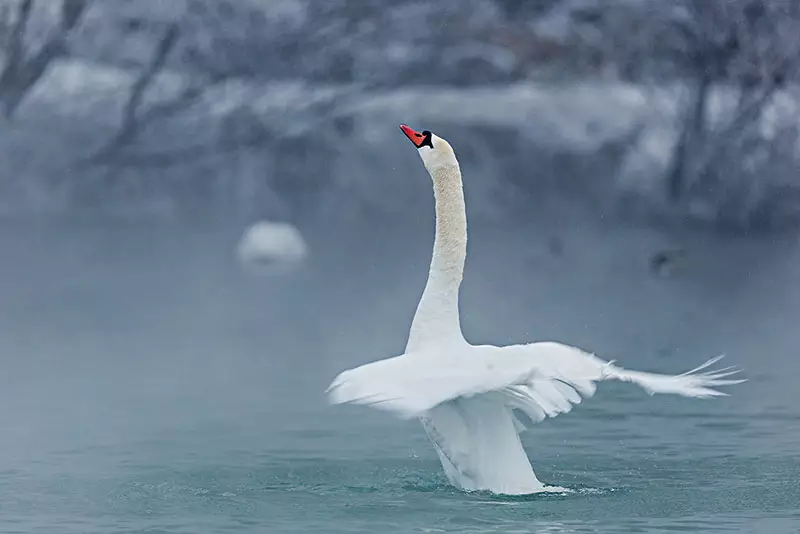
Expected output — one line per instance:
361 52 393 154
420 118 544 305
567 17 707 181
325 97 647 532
89 22 181 163
0 0 89 118
656 0 800 210
557 0 800 229
85 18 245 167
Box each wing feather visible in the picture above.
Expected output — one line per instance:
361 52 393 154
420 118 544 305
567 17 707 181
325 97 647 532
326 342 743 422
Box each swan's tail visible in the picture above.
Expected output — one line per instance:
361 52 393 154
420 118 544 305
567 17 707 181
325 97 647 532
603 355 746 398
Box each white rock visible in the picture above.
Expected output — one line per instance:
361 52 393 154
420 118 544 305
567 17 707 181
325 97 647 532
236 221 308 274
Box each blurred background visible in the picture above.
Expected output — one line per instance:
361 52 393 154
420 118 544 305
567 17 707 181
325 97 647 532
0 1 799 533
2 0 800 229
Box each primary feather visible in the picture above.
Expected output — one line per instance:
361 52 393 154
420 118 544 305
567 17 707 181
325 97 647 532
326 342 744 421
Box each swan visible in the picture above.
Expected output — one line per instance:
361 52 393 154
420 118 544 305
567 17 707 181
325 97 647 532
325 124 744 495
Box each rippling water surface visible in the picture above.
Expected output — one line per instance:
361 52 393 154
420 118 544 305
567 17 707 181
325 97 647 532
0 220 798 533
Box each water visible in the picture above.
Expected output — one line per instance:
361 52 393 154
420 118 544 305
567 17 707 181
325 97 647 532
0 218 798 533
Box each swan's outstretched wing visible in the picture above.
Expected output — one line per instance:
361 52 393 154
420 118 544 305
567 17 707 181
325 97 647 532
325 342 744 421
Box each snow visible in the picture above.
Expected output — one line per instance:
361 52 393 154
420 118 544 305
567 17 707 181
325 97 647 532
5 56 800 226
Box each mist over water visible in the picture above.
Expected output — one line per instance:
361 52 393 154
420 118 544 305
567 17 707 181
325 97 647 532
2 0 800 531
0 210 798 533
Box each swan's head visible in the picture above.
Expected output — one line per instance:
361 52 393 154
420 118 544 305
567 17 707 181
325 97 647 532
400 124 458 172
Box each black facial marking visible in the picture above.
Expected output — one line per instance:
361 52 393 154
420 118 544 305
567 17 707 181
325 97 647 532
419 130 434 149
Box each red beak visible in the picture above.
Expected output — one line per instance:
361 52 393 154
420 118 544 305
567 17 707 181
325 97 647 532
400 124 426 148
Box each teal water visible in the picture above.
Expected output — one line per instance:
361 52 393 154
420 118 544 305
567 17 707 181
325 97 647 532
0 222 798 533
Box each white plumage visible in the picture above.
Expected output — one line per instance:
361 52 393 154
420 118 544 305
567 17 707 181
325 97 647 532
327 344 742 422
326 125 744 495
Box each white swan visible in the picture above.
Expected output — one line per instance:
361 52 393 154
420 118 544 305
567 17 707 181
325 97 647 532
325 125 744 495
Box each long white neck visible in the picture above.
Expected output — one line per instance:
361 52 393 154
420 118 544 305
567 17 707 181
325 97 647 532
406 163 467 351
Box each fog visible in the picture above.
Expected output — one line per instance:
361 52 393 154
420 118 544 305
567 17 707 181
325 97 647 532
1 1 800 530
1 208 797 473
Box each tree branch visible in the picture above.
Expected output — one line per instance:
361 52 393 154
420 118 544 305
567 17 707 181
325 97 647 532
0 0 89 119
0 0 34 108
663 0 800 205
88 22 182 163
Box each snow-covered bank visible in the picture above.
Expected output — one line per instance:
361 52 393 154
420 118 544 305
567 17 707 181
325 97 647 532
2 58 799 233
